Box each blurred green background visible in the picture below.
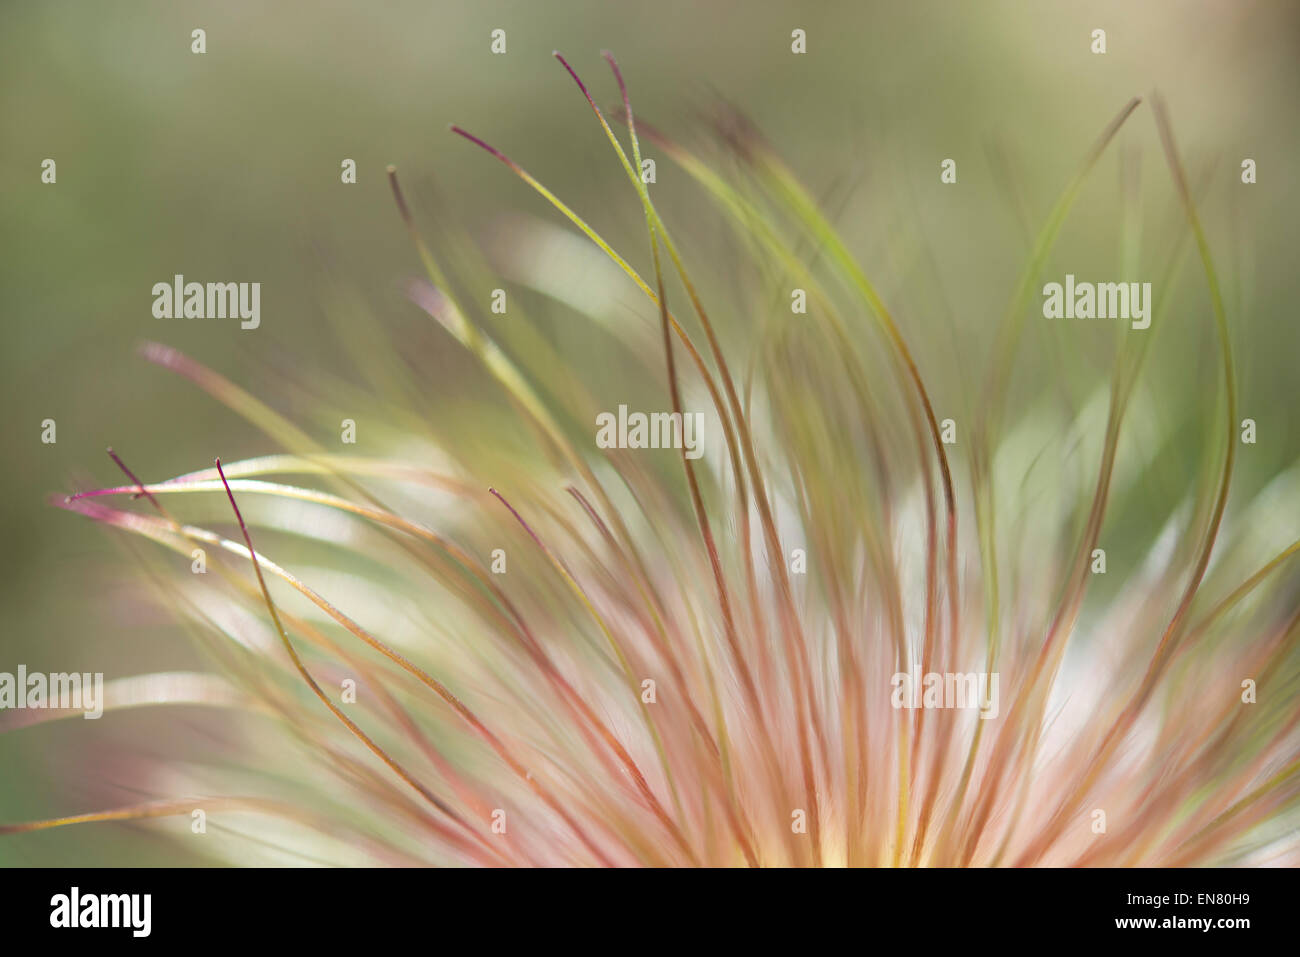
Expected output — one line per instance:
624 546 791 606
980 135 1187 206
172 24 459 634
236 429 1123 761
2 0 1297 864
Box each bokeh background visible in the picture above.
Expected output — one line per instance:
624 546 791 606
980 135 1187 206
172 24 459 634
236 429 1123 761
2 0 1297 865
